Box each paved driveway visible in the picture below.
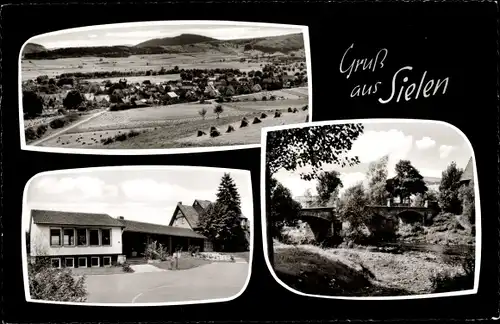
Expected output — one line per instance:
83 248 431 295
84 262 249 304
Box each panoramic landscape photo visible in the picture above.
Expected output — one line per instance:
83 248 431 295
20 21 310 151
264 120 479 298
23 166 252 304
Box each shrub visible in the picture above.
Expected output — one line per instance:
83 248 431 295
57 108 67 115
115 133 127 141
262 96 268 101
431 256 474 293
252 97 257 101
226 125 235 133
293 107 299 113
28 258 87 302
288 107 293 112
101 137 114 145
143 241 169 261
252 117 262 124
23 91 44 118
63 90 84 110
261 112 268 119
122 262 134 273
128 130 140 138
240 118 249 128
49 117 67 129
302 105 309 111
270 95 276 101
197 130 206 137
274 111 282 118
36 124 48 137
25 127 38 141
56 77 74 87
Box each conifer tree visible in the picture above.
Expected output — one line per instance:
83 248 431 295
198 173 247 251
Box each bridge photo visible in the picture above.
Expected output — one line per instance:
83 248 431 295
263 119 478 298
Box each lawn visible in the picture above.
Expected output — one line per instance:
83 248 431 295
273 244 471 297
70 266 126 276
153 256 212 271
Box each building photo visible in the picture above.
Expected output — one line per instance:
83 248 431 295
23 166 253 305
263 119 480 299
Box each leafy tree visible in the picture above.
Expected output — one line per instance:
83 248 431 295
316 171 343 207
386 160 428 205
338 183 370 243
303 188 318 207
63 90 84 110
438 161 464 214
198 107 207 120
266 123 364 181
268 177 302 238
366 155 389 205
23 90 44 118
213 104 224 119
458 183 475 224
198 173 247 251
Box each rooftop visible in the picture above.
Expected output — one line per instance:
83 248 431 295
32 209 125 227
120 219 206 239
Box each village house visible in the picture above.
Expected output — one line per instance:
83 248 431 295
459 157 474 187
28 199 250 268
169 200 250 251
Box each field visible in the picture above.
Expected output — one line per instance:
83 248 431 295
21 52 268 81
34 87 309 149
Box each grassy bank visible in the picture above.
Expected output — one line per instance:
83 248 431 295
273 243 472 297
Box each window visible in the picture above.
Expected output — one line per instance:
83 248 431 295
89 229 99 246
103 256 111 267
65 257 74 268
51 258 61 268
63 229 75 246
76 229 87 246
91 256 100 267
50 229 61 246
101 229 111 246
78 257 87 268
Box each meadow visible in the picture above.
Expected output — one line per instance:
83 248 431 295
36 88 309 149
21 52 268 81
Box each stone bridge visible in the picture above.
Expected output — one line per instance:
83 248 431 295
297 202 440 245
365 203 439 225
298 207 342 244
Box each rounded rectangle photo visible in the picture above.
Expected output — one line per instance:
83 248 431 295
261 119 480 300
19 20 312 155
22 166 253 306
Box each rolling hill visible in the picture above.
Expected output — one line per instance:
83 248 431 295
22 33 305 59
22 43 47 56
135 33 219 48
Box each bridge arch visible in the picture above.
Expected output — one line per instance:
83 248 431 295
396 210 426 224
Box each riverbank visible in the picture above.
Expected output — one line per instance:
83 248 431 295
273 243 473 297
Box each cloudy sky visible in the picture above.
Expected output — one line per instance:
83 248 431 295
28 22 302 49
23 167 253 232
272 121 473 199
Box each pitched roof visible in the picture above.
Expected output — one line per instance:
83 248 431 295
121 219 206 239
177 204 201 228
460 157 474 182
31 209 125 227
194 199 212 210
